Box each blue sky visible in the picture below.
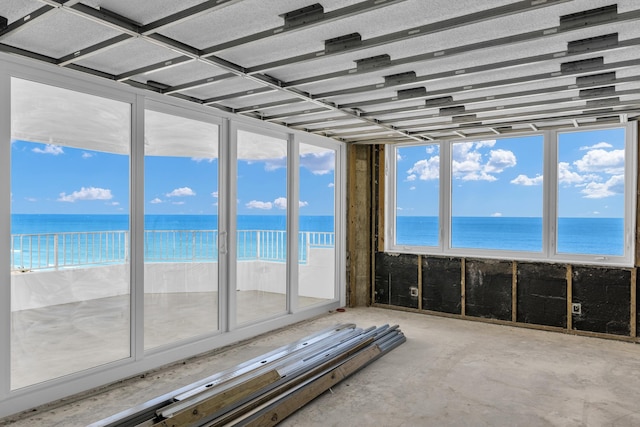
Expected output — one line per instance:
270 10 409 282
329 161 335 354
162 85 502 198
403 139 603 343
396 128 626 218
10 140 335 216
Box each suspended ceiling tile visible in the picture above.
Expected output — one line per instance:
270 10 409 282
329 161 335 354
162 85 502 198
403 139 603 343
180 76 268 99
2 9 123 59
79 0 208 25
0 0 43 24
157 0 305 50
73 38 178 75
136 60 230 87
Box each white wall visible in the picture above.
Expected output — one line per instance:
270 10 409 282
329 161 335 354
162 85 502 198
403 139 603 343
11 248 335 311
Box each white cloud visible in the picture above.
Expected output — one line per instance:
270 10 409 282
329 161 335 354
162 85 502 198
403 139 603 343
274 197 287 210
425 145 437 154
485 149 516 173
410 186 416 190
491 212 503 217
58 186 113 202
581 175 624 199
397 153 403 161
272 197 309 209
574 149 624 174
211 191 218 198
191 157 215 163
264 158 286 172
82 152 94 159
451 141 516 182
511 174 543 186
407 156 439 181
580 142 612 151
25 197 37 202
108 201 120 206
301 151 335 175
172 201 185 205
166 187 196 197
246 200 272 210
150 198 163 204
328 183 334 188
559 162 580 184
32 144 63 155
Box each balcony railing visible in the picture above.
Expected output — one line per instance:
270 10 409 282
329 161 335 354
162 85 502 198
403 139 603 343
10 230 334 272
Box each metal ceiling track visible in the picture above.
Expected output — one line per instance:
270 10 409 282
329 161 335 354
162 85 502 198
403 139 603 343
234 10 640 115
89 324 405 427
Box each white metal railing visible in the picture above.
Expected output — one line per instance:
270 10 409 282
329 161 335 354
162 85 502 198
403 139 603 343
10 229 334 271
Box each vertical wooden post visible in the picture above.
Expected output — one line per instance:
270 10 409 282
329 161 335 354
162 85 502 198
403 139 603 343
512 261 517 323
417 255 423 310
347 145 371 307
631 268 637 338
566 264 573 331
461 258 466 316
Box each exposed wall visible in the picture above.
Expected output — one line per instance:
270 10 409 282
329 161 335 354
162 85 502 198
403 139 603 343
353 128 640 341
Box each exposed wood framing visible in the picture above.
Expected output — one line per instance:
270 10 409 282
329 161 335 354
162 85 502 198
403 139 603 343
377 145 385 253
631 268 637 338
371 303 637 343
566 265 573 331
418 255 423 311
461 258 466 317
347 145 372 307
512 261 517 323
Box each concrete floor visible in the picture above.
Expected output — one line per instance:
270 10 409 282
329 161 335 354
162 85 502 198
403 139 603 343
3 307 640 426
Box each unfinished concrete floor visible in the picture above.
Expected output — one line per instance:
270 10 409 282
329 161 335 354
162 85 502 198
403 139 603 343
3 307 640 426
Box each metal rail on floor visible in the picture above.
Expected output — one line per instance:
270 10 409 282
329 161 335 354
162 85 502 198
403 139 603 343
89 323 405 427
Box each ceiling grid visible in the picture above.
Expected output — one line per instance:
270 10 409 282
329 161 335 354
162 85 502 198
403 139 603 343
0 0 639 143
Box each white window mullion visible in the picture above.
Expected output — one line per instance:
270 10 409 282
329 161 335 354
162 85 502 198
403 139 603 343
131 94 145 359
0 67 11 398
287 133 299 314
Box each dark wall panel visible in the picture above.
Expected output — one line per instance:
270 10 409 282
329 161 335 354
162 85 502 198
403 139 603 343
572 267 631 336
422 256 462 314
517 263 567 328
374 253 419 308
465 259 512 321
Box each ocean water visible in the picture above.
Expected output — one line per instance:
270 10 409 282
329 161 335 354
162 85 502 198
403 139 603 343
10 214 624 270
395 216 624 256
10 214 335 269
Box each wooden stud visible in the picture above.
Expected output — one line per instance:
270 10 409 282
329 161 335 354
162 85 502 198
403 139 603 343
371 303 637 343
152 369 281 427
636 124 640 266
417 254 423 310
512 261 517 323
631 267 637 338
566 264 573 331
461 258 466 317
241 346 382 427
377 145 385 252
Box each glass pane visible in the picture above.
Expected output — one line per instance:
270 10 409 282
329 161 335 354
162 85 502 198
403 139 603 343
396 144 440 246
557 128 625 255
298 143 336 308
451 136 543 251
144 110 219 350
10 78 131 389
236 130 287 324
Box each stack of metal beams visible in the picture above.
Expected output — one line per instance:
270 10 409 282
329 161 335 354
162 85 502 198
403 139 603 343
91 323 405 427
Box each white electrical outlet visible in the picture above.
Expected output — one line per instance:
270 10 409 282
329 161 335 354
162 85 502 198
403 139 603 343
571 303 582 315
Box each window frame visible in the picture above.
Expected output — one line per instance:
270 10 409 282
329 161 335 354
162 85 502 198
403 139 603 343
385 123 637 267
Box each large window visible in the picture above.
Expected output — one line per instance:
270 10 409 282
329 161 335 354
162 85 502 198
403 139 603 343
298 142 337 308
234 128 289 325
1 55 343 418
10 78 131 389
144 108 219 350
557 128 626 257
387 124 637 266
